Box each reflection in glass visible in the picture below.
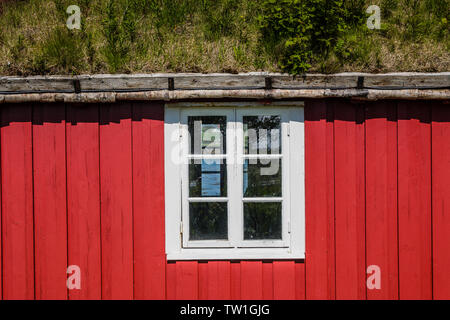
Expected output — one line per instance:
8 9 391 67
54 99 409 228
244 116 281 155
243 159 281 197
244 202 282 240
189 202 228 240
189 159 227 197
188 116 226 155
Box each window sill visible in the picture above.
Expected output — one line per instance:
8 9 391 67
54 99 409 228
166 248 305 261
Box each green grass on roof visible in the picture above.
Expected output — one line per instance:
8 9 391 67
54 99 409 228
0 0 448 76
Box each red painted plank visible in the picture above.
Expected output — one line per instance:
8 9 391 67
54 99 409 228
432 102 450 300
334 101 366 300
365 101 398 300
273 261 296 300
0 152 1 301
295 262 306 300
100 103 133 300
304 100 336 300
262 262 273 300
166 262 177 300
0 128 1 300
205 261 231 300
198 262 209 300
33 103 67 300
175 261 198 299
230 262 241 300
1 104 34 300
398 101 432 300
1 105 34 299
241 261 263 300
66 105 101 300
132 102 166 300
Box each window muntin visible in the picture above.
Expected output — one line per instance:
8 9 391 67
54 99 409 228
165 103 305 260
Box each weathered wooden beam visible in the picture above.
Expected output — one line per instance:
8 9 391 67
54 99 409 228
1 88 448 104
1 73 448 94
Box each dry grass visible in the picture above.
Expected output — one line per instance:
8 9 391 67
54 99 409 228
0 0 448 75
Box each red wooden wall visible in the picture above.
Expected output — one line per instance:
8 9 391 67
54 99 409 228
0 99 448 300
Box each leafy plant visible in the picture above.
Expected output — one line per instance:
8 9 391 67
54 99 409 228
259 0 365 74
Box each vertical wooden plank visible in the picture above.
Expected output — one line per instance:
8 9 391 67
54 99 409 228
262 262 273 300
1 105 34 299
33 103 67 300
100 103 133 300
295 262 306 300
205 261 231 300
398 101 432 300
0 126 1 301
66 104 101 300
365 101 398 300
230 261 241 300
166 262 177 300
0 110 1 301
241 261 263 300
273 261 296 300
432 102 450 300
304 100 336 300
175 261 198 299
198 262 209 300
334 101 366 300
132 102 166 300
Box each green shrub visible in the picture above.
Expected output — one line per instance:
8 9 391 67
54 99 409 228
259 0 366 74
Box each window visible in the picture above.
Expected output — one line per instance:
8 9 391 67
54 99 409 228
165 102 305 260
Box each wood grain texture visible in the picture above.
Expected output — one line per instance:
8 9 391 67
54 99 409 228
304 100 336 300
100 103 134 299
205 261 231 300
432 102 450 300
33 103 67 300
175 262 198 300
398 101 432 300
334 101 366 300
273 261 296 300
1 104 34 299
230 262 241 300
0 99 447 300
66 104 101 300
241 261 263 300
2 73 447 93
295 262 306 300
365 101 399 300
132 102 166 300
262 262 274 300
166 262 177 300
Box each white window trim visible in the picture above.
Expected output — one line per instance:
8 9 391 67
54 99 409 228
165 102 305 260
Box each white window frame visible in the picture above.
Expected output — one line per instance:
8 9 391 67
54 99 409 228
165 102 305 260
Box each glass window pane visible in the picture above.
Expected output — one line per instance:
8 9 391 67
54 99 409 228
188 116 226 155
244 202 282 240
243 159 281 197
189 159 227 197
244 116 281 155
189 202 228 240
